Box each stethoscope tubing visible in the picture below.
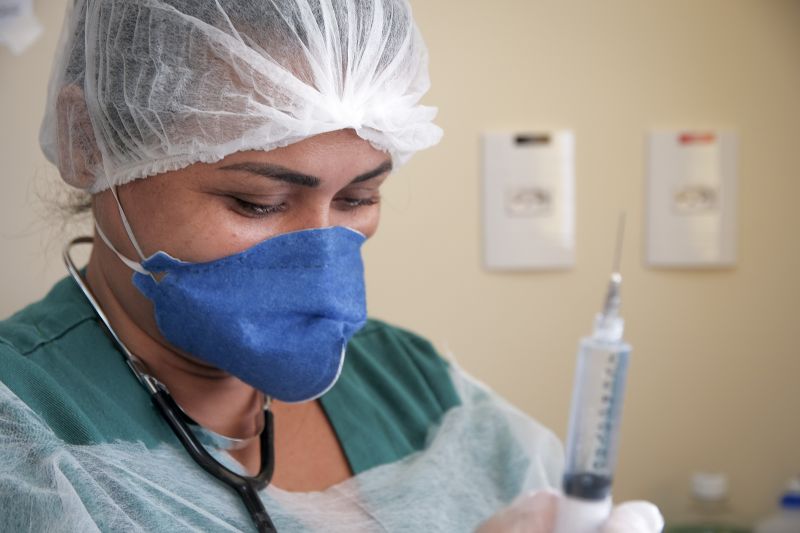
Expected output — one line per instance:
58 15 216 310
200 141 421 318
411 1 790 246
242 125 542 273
148 382 277 532
63 236 278 533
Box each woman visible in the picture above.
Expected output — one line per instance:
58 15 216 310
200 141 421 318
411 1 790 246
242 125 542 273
0 1 662 531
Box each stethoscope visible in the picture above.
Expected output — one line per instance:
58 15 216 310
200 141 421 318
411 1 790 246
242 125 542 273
64 236 278 533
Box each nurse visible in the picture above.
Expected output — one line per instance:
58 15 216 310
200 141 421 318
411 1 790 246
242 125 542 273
0 1 662 531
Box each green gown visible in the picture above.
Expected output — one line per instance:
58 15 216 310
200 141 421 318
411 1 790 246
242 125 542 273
0 276 563 532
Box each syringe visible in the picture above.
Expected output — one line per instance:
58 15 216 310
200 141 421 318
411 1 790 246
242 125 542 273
554 215 632 533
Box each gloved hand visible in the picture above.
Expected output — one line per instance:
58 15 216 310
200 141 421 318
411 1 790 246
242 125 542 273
475 490 664 533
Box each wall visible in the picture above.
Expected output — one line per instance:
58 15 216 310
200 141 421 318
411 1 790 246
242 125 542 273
1 0 798 525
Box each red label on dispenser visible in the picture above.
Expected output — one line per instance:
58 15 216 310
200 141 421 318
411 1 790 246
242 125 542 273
678 132 716 145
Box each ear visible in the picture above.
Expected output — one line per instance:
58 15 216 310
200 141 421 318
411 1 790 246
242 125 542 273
55 84 101 190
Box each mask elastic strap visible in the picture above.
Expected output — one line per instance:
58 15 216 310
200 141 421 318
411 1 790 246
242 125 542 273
106 183 148 263
95 222 151 275
96 172 153 277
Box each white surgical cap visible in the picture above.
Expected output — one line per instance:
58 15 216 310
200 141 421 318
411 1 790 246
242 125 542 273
39 0 442 193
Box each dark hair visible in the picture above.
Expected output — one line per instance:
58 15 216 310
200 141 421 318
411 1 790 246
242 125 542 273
34 170 93 222
65 189 92 215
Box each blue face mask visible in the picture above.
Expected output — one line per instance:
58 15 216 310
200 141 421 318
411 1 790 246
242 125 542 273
97 220 368 403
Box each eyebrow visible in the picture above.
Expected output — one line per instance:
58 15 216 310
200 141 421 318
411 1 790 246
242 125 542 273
219 159 393 188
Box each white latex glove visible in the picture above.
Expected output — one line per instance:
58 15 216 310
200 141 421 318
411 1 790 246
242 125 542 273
475 490 664 533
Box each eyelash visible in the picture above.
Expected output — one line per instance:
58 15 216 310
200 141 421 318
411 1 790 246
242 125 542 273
232 196 380 218
338 197 380 209
232 198 287 217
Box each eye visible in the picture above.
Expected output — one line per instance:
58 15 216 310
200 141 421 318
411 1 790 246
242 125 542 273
334 196 381 211
231 197 287 218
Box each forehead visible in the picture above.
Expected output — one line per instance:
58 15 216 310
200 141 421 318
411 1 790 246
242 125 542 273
119 129 392 197
215 130 391 179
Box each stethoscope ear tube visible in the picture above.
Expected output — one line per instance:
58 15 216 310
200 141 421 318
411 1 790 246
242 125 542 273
148 383 278 532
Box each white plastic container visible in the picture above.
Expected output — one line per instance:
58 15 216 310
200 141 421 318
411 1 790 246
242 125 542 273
665 473 751 533
754 477 800 533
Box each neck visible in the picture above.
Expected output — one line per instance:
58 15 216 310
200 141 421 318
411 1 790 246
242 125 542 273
84 246 266 441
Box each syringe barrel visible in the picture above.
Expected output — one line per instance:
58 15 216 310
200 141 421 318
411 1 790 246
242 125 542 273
562 335 631 501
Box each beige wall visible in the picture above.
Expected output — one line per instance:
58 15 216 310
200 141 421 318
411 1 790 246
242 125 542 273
1 0 798 526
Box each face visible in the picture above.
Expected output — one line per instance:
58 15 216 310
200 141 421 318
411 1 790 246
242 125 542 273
97 129 391 261
92 129 390 347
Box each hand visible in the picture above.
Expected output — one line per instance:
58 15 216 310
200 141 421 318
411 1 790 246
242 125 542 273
475 490 664 533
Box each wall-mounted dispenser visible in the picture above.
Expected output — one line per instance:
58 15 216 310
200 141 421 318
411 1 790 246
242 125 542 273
482 130 576 271
646 130 738 268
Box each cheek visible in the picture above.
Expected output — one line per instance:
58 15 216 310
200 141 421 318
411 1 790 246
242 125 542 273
361 209 380 238
332 205 381 239
124 183 265 262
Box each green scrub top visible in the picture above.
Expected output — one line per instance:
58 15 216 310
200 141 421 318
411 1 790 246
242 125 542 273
0 275 461 476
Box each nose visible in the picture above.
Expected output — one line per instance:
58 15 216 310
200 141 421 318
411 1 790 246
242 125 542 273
283 201 332 233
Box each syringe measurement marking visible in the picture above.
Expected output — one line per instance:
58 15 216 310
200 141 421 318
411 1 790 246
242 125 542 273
593 354 623 471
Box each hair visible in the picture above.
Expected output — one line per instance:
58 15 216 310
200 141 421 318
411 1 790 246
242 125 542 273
37 173 93 220
30 170 93 250
64 189 93 215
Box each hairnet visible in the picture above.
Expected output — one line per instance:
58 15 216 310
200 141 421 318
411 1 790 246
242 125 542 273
39 0 442 193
